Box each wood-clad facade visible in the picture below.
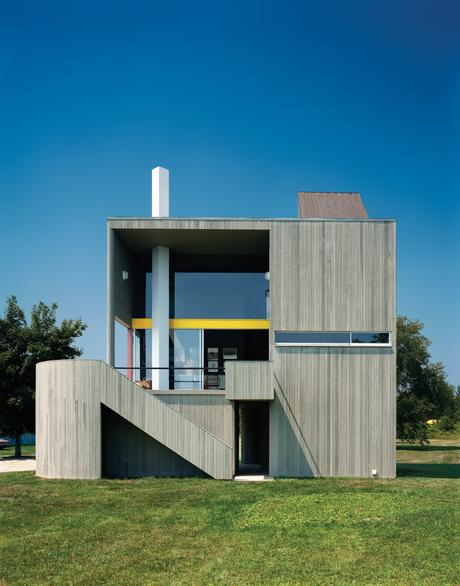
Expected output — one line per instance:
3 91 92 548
37 214 396 480
269 220 396 478
226 361 274 401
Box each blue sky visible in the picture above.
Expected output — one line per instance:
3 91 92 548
1 1 459 383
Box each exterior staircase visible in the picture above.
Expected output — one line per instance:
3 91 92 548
36 360 233 480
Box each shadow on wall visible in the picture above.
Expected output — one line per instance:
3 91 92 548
272 373 319 477
101 405 208 479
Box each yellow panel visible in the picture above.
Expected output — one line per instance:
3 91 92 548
131 318 152 329
170 319 270 330
131 318 270 330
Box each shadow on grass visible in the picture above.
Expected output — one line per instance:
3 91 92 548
397 463 460 479
397 444 460 452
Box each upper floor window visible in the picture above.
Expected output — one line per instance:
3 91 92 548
173 272 268 319
275 332 350 344
351 332 390 344
275 331 391 346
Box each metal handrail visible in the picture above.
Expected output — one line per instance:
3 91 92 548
115 366 226 371
115 366 226 390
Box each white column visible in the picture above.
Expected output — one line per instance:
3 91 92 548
152 167 169 217
151 166 170 390
106 227 115 366
152 246 169 389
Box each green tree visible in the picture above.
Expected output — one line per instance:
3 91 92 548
397 316 457 443
0 296 86 456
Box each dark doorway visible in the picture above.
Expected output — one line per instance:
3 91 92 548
236 401 270 475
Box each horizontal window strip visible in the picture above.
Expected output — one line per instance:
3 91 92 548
275 331 390 346
276 332 350 344
131 318 270 330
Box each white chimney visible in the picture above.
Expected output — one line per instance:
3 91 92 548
151 166 169 217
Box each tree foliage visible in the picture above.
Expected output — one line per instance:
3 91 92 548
0 296 86 456
397 316 457 444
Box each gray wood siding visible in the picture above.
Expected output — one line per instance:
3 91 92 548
269 221 396 478
111 230 144 327
36 360 234 480
270 221 395 333
36 360 102 479
225 361 274 401
155 394 234 446
108 218 272 231
108 217 392 231
270 348 395 478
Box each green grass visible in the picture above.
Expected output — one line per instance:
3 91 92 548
0 444 458 586
396 440 460 479
0 445 35 459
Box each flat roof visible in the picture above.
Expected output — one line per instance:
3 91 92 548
108 216 395 269
107 216 395 224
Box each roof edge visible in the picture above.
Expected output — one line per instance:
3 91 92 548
106 216 395 223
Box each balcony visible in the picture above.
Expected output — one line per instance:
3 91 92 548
116 361 274 400
225 361 274 401
116 366 228 391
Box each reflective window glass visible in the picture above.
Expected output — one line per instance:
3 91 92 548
170 329 203 389
275 332 350 344
275 331 390 345
351 332 390 344
173 272 267 318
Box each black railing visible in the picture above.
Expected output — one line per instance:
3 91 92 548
115 366 226 390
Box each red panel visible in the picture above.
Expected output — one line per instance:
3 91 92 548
127 328 133 380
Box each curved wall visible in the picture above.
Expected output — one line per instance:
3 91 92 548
36 360 102 479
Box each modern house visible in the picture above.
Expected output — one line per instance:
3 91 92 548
36 167 396 480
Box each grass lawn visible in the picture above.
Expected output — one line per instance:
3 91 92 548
396 439 460 479
0 445 35 459
0 445 458 585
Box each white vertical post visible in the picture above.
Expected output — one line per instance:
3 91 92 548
152 167 169 217
151 166 170 390
152 246 170 389
106 227 115 366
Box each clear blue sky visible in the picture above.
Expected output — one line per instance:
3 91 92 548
1 1 459 384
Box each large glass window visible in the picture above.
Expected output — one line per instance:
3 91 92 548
173 272 268 318
144 272 268 318
170 329 203 389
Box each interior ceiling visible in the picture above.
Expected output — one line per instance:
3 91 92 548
170 253 268 273
116 228 270 273
115 228 269 255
